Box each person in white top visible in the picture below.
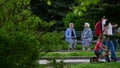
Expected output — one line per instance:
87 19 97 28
101 16 107 32
103 20 118 62
107 23 113 35
104 21 117 35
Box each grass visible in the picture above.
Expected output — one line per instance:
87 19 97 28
66 62 120 68
40 51 120 58
38 62 120 68
42 51 95 57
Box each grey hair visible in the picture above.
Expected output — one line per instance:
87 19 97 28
69 23 74 27
85 22 90 27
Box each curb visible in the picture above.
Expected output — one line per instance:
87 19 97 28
40 56 120 60
53 50 120 52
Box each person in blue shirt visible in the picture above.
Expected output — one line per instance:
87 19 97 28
65 23 77 50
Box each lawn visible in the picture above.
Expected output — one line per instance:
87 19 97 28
66 62 120 68
40 51 120 58
39 62 120 68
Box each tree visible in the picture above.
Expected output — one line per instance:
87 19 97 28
0 0 54 67
101 1 120 23
63 0 100 30
30 0 75 29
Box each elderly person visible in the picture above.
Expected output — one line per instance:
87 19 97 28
81 22 93 50
65 23 77 50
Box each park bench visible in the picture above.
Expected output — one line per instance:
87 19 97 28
64 31 97 44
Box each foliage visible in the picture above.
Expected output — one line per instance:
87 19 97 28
0 0 54 67
35 17 55 32
30 0 120 30
50 58 65 68
102 3 120 23
63 12 96 30
0 0 120 67
63 0 100 30
30 0 75 28
0 26 40 68
73 0 100 16
41 31 67 51
85 0 120 25
64 0 120 31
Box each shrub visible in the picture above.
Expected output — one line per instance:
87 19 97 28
41 31 67 51
63 12 97 31
63 12 84 31
0 23 41 68
0 0 55 67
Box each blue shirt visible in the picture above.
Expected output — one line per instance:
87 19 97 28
65 28 76 42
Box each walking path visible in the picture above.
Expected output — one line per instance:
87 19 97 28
39 58 120 64
39 59 93 64
40 56 93 59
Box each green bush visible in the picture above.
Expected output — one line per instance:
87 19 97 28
41 31 67 51
50 58 65 68
63 12 96 31
63 12 84 31
0 23 41 68
0 0 55 67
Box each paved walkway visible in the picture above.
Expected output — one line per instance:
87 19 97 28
40 56 92 59
39 59 109 64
